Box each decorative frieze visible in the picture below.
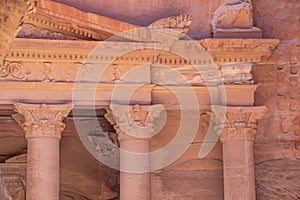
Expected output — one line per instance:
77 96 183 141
2 175 25 200
212 106 267 142
13 103 72 139
221 62 254 85
0 62 30 80
1 38 280 84
0 164 27 177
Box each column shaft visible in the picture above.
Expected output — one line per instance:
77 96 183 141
107 104 164 200
223 140 255 200
212 106 267 200
120 139 150 200
27 138 60 200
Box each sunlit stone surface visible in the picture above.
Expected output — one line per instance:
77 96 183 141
0 0 298 199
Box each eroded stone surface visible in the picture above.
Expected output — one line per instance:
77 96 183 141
0 0 298 199
0 0 36 67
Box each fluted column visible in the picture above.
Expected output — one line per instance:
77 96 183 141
106 104 164 200
13 103 72 200
212 106 267 200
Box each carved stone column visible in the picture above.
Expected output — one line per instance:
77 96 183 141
211 106 267 200
13 103 72 200
106 104 164 200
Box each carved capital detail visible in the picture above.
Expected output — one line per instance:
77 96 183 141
211 106 267 142
106 104 164 141
13 103 73 139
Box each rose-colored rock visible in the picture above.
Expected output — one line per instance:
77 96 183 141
13 104 72 200
0 0 298 199
212 106 267 200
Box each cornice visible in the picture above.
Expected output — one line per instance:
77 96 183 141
200 38 280 64
8 38 280 64
19 0 192 41
21 0 137 41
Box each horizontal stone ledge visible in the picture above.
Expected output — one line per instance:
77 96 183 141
8 38 280 65
152 85 257 108
0 82 257 107
0 82 154 105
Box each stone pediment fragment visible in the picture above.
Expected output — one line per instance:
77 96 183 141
5 154 27 164
18 0 192 41
149 14 192 35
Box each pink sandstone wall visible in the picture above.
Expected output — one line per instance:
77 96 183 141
54 0 300 199
253 0 300 199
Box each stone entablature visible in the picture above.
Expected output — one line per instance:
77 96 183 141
200 38 280 63
1 38 279 86
13 103 72 139
212 106 268 142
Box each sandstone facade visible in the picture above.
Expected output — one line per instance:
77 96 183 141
0 0 299 199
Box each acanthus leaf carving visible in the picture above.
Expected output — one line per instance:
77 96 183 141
212 106 267 142
13 103 73 139
108 104 164 141
149 14 192 29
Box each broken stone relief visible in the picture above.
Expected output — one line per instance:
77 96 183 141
17 24 78 40
211 0 262 38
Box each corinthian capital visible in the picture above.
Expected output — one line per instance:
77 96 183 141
211 106 267 142
13 103 72 139
106 104 164 141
